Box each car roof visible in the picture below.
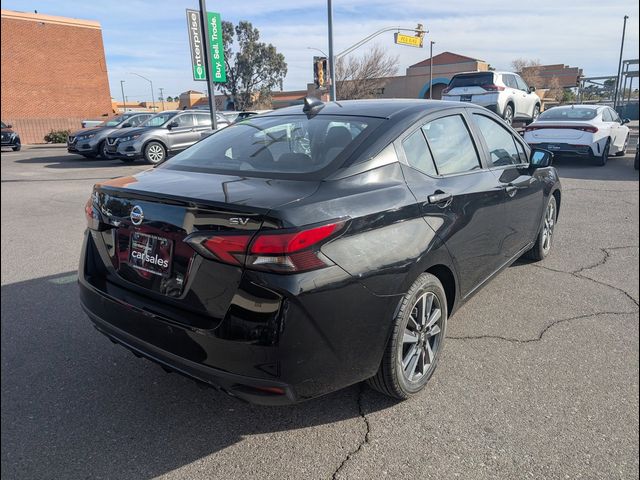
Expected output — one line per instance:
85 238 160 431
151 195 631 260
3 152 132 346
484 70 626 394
263 99 472 120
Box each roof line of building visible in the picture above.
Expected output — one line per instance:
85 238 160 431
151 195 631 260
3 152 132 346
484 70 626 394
0 9 102 30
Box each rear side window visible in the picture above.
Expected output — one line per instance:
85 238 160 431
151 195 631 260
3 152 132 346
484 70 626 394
473 114 521 166
128 115 148 127
448 73 494 88
502 74 518 89
402 129 437 176
173 114 195 127
422 115 481 175
514 75 529 91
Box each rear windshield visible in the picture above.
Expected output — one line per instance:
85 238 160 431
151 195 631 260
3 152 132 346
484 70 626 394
448 73 494 88
538 107 599 121
161 115 382 178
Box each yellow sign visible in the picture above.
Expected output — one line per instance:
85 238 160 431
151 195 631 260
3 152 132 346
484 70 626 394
395 33 423 48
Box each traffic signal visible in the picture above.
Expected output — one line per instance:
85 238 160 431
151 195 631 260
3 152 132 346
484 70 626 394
314 56 327 89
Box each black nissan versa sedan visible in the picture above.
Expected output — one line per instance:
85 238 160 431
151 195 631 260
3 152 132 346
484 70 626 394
79 99 561 405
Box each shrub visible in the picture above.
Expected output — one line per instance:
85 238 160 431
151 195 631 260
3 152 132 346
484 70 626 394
44 129 71 143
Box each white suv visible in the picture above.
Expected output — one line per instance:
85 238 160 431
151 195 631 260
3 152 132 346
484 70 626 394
442 71 541 125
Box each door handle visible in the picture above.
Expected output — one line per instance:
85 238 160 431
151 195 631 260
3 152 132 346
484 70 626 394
505 184 518 197
428 192 453 207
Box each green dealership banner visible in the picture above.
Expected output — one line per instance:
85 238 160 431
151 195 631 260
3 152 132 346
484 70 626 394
206 11 227 83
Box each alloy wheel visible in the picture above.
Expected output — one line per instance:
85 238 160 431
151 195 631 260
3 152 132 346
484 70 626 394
504 106 514 125
400 292 443 383
541 200 556 253
147 144 165 163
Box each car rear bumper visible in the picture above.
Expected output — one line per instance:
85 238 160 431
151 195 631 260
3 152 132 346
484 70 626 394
79 230 398 404
527 142 594 156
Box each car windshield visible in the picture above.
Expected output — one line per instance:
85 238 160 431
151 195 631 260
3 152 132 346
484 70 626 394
448 73 494 88
161 114 382 178
538 107 599 121
0 121 6 129
101 115 127 127
141 112 178 127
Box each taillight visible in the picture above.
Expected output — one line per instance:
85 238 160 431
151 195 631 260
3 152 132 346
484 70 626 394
480 84 505 92
186 221 345 273
524 125 598 133
85 195 99 229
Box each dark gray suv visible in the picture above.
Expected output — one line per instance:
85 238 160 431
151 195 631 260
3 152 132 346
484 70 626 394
104 110 229 164
67 113 152 158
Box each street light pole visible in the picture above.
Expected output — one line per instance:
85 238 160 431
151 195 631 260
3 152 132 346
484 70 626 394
429 41 435 99
159 87 165 111
129 72 156 111
120 80 126 112
327 0 336 101
613 15 629 109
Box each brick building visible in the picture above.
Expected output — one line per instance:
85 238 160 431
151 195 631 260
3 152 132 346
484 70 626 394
1 9 113 143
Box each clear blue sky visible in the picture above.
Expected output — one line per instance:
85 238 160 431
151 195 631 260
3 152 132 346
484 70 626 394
2 0 639 102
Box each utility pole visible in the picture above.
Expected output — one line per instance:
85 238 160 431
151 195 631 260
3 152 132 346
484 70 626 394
327 0 336 101
429 41 435 99
159 87 165 111
199 0 218 129
120 80 126 112
613 15 629 109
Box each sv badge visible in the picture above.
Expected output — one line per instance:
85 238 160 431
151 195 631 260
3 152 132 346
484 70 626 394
229 217 250 226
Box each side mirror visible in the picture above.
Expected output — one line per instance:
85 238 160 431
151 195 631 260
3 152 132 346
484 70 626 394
167 121 179 130
530 148 553 168
528 86 536 93
121 123 132 128
622 118 631 125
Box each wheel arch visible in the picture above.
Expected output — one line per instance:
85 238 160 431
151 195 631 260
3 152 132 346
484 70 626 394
425 264 457 316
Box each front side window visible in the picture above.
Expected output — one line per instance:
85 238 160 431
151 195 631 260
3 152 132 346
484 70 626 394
602 109 613 122
103 115 126 127
172 114 195 127
422 115 481 175
127 115 148 127
515 75 529 91
473 114 521 167
402 129 437 176
609 108 621 123
162 115 381 178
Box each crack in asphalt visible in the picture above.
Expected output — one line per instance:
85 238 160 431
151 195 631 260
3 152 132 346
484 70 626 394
533 245 640 307
448 310 637 343
331 384 371 480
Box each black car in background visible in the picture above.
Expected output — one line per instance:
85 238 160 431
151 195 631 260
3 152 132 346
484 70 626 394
79 99 561 405
1 121 21 151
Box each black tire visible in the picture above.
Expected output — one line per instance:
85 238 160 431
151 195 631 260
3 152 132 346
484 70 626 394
144 141 166 164
526 195 557 261
615 135 629 157
12 142 21 152
98 140 109 159
367 273 448 400
503 104 514 126
634 152 639 170
526 104 540 125
593 138 610 166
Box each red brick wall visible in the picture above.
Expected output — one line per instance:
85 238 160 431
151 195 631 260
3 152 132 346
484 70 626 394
1 11 113 143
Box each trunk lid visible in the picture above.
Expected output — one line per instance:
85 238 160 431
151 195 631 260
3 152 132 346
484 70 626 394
90 168 320 324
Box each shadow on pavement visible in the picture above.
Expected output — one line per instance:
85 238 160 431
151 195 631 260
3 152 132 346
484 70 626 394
553 155 639 182
0 272 397 479
15 154 134 169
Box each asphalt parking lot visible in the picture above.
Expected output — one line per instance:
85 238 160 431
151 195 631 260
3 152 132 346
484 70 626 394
1 145 638 479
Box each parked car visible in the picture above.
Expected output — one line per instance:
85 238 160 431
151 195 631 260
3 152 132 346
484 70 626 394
67 113 153 158
1 121 21 151
104 110 229 164
442 71 541 125
524 105 630 166
80 99 561 405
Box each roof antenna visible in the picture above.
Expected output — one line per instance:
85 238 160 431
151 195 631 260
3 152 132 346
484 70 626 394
302 96 325 116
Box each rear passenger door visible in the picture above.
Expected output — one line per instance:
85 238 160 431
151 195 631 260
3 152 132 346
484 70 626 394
166 113 198 151
397 110 508 298
470 111 545 260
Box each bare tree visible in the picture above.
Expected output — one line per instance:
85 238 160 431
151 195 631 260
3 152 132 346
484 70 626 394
335 45 399 100
511 58 543 89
